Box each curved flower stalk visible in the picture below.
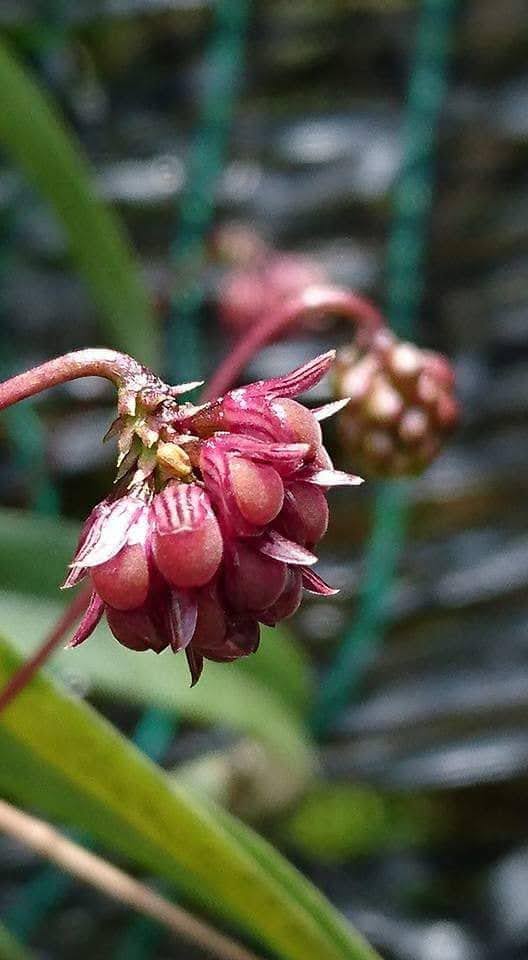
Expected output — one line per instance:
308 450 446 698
212 222 328 340
0 347 360 686
217 228 327 340
207 275 459 479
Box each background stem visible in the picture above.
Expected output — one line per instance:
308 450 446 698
0 349 145 412
0 799 261 960
0 586 90 713
203 285 385 400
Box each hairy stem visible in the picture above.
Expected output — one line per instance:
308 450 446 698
204 284 385 400
0 586 91 713
0 799 261 960
0 349 147 411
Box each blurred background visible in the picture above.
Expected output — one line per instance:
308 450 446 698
1 1 528 958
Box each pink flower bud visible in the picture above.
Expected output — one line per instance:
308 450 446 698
91 542 150 611
259 568 303 625
62 349 362 683
229 457 284 526
219 247 326 339
66 495 147 578
224 541 287 612
270 398 323 454
279 481 329 546
152 482 223 588
106 606 168 653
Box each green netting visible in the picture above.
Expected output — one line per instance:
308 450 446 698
311 0 459 737
167 0 251 387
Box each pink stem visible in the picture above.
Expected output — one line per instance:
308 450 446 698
203 284 385 400
0 349 147 412
0 585 91 713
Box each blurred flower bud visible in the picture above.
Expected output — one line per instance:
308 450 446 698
218 239 327 339
334 332 459 478
210 221 268 268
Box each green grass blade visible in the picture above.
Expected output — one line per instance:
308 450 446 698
0 36 159 367
0 637 378 960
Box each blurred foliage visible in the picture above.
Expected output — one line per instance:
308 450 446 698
0 636 378 960
0 922 33 960
280 784 436 862
0 36 159 367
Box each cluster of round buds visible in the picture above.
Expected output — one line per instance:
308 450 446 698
65 352 360 684
216 225 327 340
334 331 459 478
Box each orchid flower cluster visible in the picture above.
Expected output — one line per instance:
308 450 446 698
59 350 359 684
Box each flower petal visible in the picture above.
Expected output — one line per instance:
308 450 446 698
301 568 339 596
312 397 351 421
66 591 105 648
226 618 261 656
258 530 317 566
214 433 310 464
106 606 165 653
305 469 364 487
152 483 223 588
199 440 256 537
185 647 204 686
201 618 260 662
70 497 146 569
246 350 336 400
62 564 87 589
166 591 198 652
205 433 310 482
153 482 209 535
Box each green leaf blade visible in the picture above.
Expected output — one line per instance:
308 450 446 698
0 37 159 367
0 637 378 960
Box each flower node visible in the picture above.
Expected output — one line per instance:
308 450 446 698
65 352 361 684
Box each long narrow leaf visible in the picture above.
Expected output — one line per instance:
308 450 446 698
0 37 159 367
0 637 378 960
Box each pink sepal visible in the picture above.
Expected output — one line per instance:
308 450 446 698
259 530 317 566
245 350 336 400
165 591 198 652
70 496 147 569
185 648 204 686
301 568 339 596
312 397 351 421
66 591 105 648
305 469 363 487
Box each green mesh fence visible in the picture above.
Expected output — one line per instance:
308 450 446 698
311 0 459 737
